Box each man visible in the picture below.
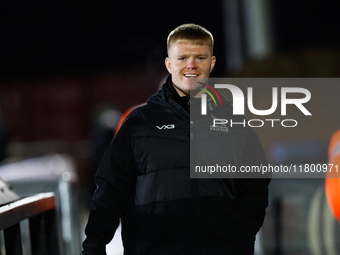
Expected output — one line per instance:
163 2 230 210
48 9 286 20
83 23 270 254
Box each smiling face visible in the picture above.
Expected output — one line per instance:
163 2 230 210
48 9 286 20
165 40 216 97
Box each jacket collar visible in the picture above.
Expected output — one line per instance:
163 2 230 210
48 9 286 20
147 75 233 120
147 75 190 120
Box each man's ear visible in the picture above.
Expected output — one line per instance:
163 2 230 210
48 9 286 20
210 56 216 72
165 57 172 74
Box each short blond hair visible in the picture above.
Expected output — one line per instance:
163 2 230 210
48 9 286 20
167 23 214 55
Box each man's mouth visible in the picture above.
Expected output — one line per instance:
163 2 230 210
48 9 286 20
184 74 199 77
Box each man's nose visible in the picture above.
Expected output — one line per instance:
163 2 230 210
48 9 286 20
187 58 197 69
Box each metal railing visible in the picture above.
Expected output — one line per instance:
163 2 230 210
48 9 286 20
0 192 60 255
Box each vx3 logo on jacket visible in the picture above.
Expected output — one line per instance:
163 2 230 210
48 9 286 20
197 82 312 128
156 124 175 130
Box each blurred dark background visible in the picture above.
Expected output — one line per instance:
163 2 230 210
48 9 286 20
1 1 340 254
2 1 339 79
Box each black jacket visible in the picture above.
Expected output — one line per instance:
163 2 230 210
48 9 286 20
83 75 271 255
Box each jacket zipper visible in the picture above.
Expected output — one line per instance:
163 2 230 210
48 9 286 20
190 120 194 141
190 120 199 198
190 105 206 254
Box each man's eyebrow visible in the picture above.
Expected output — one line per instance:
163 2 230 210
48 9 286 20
177 53 209 57
177 54 188 57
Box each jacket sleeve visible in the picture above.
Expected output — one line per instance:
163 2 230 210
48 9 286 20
82 114 137 255
236 127 271 238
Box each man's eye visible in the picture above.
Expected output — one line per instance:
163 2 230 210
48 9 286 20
178 58 185 60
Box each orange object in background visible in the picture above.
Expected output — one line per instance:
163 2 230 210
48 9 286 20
325 130 340 223
114 104 142 136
